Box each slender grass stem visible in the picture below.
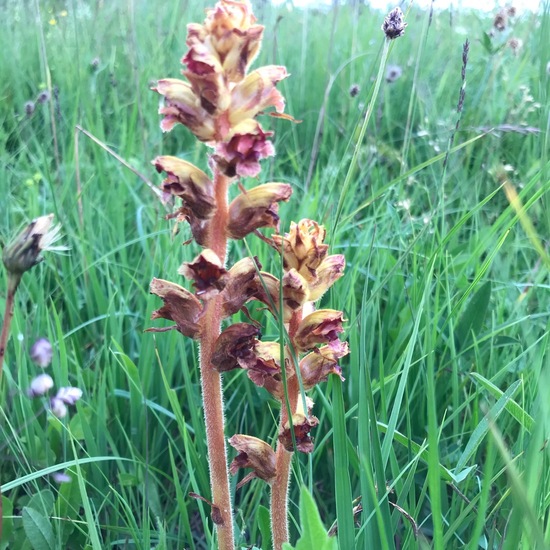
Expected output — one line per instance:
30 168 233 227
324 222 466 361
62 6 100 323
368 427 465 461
271 310 302 550
199 169 234 550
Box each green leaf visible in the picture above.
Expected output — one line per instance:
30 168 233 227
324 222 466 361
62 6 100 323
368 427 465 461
1 496 14 549
258 504 272 550
282 486 338 550
27 490 55 517
454 281 492 351
22 507 55 550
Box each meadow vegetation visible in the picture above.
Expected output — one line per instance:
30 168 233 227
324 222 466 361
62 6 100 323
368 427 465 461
1 0 549 549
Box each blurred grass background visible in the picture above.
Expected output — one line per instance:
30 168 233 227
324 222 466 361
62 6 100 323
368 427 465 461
1 0 549 548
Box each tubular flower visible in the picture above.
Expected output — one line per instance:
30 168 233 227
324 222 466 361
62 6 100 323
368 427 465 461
214 120 276 178
307 253 346 301
153 156 216 219
220 256 263 317
155 79 216 141
179 249 228 299
211 323 261 372
279 397 319 453
229 434 276 489
227 182 292 239
299 341 349 390
238 341 288 398
148 278 203 339
229 66 288 126
294 309 346 352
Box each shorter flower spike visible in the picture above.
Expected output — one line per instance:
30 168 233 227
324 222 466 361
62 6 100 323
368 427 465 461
148 278 203 339
179 249 228 299
294 309 345 352
153 156 216 219
229 434 276 489
211 323 260 372
279 397 319 453
3 214 64 277
227 183 292 239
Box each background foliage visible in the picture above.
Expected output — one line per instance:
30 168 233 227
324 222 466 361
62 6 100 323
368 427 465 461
1 0 549 548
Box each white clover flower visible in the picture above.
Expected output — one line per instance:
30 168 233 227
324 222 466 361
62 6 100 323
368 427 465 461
28 374 54 397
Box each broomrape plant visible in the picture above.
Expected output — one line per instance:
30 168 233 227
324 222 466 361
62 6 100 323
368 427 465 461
147 1 348 548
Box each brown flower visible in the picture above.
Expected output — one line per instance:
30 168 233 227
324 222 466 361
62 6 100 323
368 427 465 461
293 309 345 352
211 323 261 372
229 434 276 488
220 256 262 317
299 341 349 390
179 249 228 299
148 278 203 339
279 397 319 453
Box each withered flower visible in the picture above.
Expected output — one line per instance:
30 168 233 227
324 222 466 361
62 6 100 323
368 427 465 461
227 183 292 239
279 397 319 453
211 323 260 372
294 309 345 352
220 256 262 317
153 156 215 219
299 341 349 390
229 434 276 489
148 278 203 339
239 341 287 398
179 249 228 299
3 214 64 278
382 7 407 40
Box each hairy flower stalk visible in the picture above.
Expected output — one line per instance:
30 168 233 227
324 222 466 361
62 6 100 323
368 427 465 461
148 2 347 549
1 213 64 541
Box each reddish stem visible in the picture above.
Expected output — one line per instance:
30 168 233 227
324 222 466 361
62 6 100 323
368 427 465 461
0 274 21 541
199 169 235 550
271 310 303 550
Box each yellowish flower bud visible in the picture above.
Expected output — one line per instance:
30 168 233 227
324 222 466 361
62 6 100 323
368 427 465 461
227 183 292 239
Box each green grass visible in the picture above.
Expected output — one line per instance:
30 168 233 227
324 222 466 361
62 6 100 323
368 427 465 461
1 0 549 548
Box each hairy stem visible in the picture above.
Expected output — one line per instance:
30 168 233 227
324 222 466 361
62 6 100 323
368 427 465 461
199 169 234 550
0 273 21 541
271 310 302 550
